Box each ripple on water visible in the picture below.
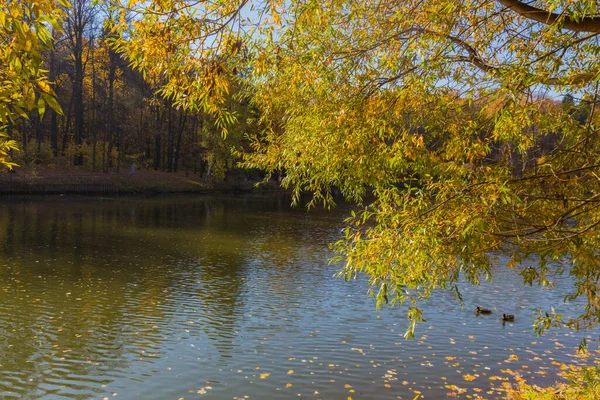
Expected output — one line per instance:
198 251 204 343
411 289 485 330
0 195 597 399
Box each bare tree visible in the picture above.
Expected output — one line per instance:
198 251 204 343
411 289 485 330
64 0 96 165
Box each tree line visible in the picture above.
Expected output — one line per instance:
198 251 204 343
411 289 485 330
3 0 255 179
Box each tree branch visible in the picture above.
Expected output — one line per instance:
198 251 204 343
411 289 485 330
346 25 599 88
434 29 598 85
497 0 600 33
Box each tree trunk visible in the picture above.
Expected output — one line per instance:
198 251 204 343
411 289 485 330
35 112 43 153
105 51 116 172
48 42 59 156
61 98 73 156
73 29 84 165
51 111 59 157
167 106 174 172
174 111 187 172
21 119 27 155
117 128 122 173
91 33 97 171
153 102 161 170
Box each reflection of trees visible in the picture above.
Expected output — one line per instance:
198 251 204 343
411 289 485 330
0 195 347 396
0 200 192 397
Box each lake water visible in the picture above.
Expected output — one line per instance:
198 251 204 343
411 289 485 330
0 194 597 399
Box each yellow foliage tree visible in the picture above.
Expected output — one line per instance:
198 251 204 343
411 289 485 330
115 0 600 340
0 0 66 168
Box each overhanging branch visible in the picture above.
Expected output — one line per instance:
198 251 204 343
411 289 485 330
498 0 600 33
349 25 599 88
430 29 598 86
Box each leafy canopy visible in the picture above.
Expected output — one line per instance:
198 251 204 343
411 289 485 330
115 0 600 339
0 0 65 168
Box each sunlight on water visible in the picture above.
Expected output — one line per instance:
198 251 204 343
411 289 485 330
0 194 597 399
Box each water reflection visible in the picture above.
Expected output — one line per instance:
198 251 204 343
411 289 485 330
0 195 596 399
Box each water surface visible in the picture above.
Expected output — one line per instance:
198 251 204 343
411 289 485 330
0 194 597 399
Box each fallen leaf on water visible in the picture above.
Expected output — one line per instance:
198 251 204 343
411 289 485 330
287 370 294 375
463 374 476 381
259 373 270 379
445 384 467 394
285 383 292 388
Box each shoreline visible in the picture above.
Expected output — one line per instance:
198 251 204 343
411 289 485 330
0 168 285 196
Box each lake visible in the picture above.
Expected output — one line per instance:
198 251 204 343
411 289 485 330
0 194 596 399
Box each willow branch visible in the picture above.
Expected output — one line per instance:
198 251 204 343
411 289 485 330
442 31 599 85
497 0 600 33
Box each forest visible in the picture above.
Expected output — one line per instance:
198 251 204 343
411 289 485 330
1 0 258 181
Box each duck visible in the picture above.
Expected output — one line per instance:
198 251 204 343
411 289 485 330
502 313 515 322
475 306 492 314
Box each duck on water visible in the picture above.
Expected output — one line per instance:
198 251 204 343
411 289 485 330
502 313 515 322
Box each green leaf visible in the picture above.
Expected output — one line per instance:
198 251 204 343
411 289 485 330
37 96 45 119
41 93 62 115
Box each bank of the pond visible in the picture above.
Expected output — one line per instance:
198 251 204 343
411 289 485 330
505 362 600 400
0 167 284 195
